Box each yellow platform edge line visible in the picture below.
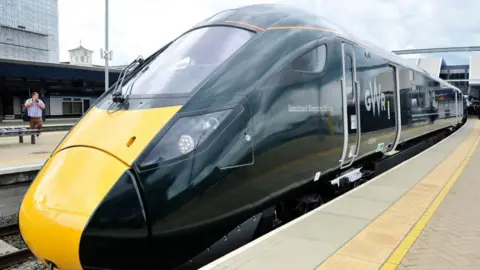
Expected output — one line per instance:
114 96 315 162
380 133 480 269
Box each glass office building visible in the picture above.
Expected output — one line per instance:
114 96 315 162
0 0 59 63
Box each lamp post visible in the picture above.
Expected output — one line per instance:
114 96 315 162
101 0 112 92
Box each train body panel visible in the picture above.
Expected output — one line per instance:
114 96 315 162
19 4 465 270
19 147 133 270
51 105 182 165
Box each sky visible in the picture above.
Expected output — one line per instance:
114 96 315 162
57 0 480 66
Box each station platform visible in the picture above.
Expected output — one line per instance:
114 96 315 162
201 118 480 270
0 130 67 216
0 131 67 172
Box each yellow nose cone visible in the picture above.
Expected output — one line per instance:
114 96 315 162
19 147 129 269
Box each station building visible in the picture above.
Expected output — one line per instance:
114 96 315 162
0 47 122 120
0 0 125 121
0 0 59 63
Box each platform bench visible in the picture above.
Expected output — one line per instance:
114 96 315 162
0 128 41 144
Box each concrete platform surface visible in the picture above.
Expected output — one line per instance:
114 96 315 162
201 119 479 270
0 131 67 172
396 126 480 269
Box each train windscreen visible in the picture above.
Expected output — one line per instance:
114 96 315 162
119 26 254 96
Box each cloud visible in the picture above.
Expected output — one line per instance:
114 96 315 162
58 0 480 66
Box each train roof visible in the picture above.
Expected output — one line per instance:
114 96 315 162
195 4 461 93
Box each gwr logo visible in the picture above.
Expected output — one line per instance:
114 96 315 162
365 78 386 117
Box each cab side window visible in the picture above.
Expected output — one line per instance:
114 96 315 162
291 44 327 73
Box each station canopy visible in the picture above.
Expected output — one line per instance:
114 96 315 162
469 56 480 86
0 58 120 89
404 57 445 78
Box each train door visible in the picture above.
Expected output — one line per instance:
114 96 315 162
339 41 360 169
386 65 401 153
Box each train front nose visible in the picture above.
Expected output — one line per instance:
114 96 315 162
18 146 135 269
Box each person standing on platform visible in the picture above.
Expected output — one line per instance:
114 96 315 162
24 92 45 137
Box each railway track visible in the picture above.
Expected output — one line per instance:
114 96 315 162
0 248 34 269
0 172 40 269
0 167 38 188
0 223 35 269
0 223 19 237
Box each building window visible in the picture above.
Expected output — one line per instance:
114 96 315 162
62 98 83 114
81 55 85 62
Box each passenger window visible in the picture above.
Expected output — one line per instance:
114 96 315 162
345 55 354 100
411 98 418 108
291 44 327 73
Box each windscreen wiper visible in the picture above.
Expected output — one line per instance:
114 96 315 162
110 41 174 104
111 56 144 103
123 65 151 104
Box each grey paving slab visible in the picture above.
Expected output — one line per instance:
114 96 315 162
369 174 426 191
349 184 410 203
233 236 337 270
209 234 286 270
279 212 371 246
201 120 476 270
319 196 393 220
399 128 480 270
0 130 64 171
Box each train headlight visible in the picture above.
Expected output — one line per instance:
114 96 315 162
178 135 195 154
141 109 233 166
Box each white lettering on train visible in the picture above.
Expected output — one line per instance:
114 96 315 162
365 77 386 117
